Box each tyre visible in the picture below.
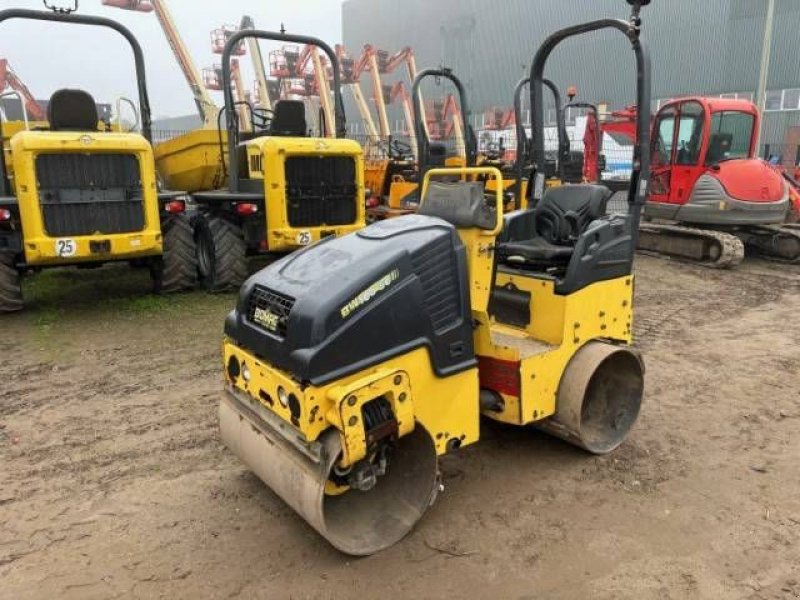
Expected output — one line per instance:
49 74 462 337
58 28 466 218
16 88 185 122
0 253 23 313
194 215 247 293
153 214 197 294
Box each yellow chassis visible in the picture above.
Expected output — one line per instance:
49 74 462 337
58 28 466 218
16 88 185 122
223 343 479 468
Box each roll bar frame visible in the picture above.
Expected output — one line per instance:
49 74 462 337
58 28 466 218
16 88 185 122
529 3 651 239
0 8 153 196
220 30 346 193
412 68 476 183
513 76 568 206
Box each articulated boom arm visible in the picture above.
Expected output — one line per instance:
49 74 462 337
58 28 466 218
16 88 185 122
383 45 428 140
240 15 271 111
288 43 335 135
149 0 217 127
362 45 391 139
102 0 219 128
388 81 418 158
385 47 416 82
0 59 46 121
441 93 466 159
335 45 378 138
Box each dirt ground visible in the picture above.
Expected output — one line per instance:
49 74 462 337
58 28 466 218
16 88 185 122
1 254 799 600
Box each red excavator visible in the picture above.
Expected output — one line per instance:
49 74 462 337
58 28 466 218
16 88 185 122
0 59 46 121
585 97 800 267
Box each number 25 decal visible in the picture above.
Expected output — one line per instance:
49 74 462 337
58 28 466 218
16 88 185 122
296 231 312 245
55 239 77 257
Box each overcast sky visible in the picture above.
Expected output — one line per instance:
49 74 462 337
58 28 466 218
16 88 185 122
1 0 345 118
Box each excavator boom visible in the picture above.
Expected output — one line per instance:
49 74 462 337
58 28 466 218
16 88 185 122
0 59 46 121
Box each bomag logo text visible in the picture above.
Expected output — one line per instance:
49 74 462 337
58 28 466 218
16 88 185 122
253 307 280 332
340 269 400 319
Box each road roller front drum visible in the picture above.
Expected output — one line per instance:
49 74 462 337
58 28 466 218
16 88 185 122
220 391 440 556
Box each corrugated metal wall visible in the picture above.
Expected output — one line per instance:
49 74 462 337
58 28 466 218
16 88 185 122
342 0 800 151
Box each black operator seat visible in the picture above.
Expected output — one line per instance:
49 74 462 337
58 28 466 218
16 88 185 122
706 132 733 164
269 100 307 137
428 142 448 169
496 184 612 267
418 181 496 229
47 89 99 131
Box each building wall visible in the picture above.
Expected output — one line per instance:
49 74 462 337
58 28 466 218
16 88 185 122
342 0 800 155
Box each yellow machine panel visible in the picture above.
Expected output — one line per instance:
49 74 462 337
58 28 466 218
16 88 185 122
364 159 389 197
223 343 480 461
10 131 162 266
476 274 634 425
153 129 228 193
250 136 366 252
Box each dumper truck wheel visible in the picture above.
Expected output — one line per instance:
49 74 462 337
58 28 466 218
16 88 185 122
0 253 23 313
195 216 247 293
154 214 197 294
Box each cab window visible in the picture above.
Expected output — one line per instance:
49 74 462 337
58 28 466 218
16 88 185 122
706 111 755 164
675 101 704 165
652 106 676 167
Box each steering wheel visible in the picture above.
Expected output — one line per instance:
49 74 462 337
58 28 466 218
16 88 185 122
484 141 502 161
252 107 273 133
388 139 412 160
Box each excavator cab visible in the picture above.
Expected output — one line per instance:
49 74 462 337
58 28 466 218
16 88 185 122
0 8 196 313
219 0 652 556
640 96 800 266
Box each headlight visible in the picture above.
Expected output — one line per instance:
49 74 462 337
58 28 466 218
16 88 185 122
277 386 289 407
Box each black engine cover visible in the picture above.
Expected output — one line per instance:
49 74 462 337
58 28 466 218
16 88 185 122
225 215 476 386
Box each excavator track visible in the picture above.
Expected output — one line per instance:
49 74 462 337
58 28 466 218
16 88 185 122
638 223 745 269
737 225 800 263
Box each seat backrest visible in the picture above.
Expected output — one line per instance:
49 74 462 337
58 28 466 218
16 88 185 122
418 181 496 230
269 100 307 137
497 208 537 244
428 143 447 168
534 184 611 244
706 132 733 164
48 89 98 131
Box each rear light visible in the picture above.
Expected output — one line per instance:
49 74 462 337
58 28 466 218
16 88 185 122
164 200 186 214
477 356 521 397
235 203 259 216
366 197 379 208
0 209 11 221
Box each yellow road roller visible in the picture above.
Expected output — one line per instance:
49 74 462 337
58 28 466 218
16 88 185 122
219 0 652 555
